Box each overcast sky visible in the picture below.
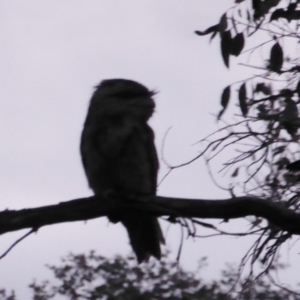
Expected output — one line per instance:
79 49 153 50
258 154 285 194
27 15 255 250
0 1 298 297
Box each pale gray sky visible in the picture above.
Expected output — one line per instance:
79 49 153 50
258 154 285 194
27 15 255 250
0 1 298 297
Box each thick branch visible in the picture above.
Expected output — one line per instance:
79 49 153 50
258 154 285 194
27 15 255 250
0 195 300 235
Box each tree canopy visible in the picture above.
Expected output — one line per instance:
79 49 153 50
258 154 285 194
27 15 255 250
191 0 300 287
1 251 299 300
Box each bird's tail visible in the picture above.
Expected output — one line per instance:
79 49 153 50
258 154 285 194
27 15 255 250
120 216 164 263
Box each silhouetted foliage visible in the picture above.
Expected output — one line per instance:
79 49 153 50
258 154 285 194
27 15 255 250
1 251 299 299
218 85 231 119
191 0 300 290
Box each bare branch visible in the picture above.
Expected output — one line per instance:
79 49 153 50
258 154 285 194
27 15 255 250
0 229 36 259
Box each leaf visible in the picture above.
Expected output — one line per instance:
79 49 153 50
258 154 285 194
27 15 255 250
268 42 283 73
289 10 300 21
219 13 227 33
246 9 251 22
221 30 232 68
286 159 300 171
257 103 267 113
272 146 285 156
281 99 299 136
270 9 286 21
264 0 281 11
252 0 260 10
230 33 244 56
296 79 300 98
284 173 300 184
195 24 219 36
231 168 239 177
288 3 297 12
250 218 262 229
282 99 298 119
268 0 281 8
252 0 261 19
279 88 293 98
254 83 271 95
217 109 225 120
218 86 231 120
275 157 290 170
270 9 300 22
231 16 237 33
210 30 218 42
221 86 231 108
238 83 248 117
254 0 281 19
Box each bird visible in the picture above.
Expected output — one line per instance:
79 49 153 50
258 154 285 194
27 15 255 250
80 78 164 263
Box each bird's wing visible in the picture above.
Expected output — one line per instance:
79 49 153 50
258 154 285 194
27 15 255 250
80 116 134 172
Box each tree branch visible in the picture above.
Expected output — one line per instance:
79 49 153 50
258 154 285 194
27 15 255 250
0 195 300 235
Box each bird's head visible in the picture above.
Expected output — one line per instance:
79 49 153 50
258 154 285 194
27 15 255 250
89 79 156 121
